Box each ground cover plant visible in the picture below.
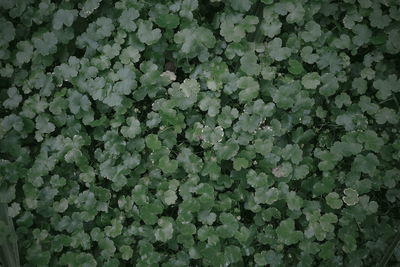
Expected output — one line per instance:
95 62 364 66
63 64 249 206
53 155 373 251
1 0 400 266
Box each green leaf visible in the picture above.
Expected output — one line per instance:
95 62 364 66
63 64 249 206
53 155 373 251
254 187 280 205
198 94 220 117
240 52 260 76
286 191 303 211
342 188 359 206
319 73 339 97
35 115 55 134
155 13 180 29
352 153 379 176
98 238 116 258
145 134 162 151
0 18 15 46
138 20 161 45
301 72 320 89
68 91 91 114
158 156 178 174
215 140 239 160
254 250 283 267
276 218 303 245
121 117 141 138
288 59 304 75
247 170 274 188
174 26 216 60
375 107 398 125
155 217 174 242
119 245 133 260
237 77 259 103
267 38 292 61
53 9 78 30
301 21 322 42
229 0 252 12
233 157 249 171
119 8 140 32
15 41 33 65
33 32 58 56
325 192 343 209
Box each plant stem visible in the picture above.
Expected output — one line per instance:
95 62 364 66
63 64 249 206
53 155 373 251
378 231 400 267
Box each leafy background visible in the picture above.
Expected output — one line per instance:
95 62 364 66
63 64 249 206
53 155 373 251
1 0 400 266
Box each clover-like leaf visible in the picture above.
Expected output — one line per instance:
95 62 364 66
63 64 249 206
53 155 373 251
155 217 174 242
240 52 260 76
233 157 249 171
138 20 161 45
214 140 239 160
254 187 280 205
237 77 260 103
121 116 141 138
276 218 303 245
342 188 359 206
325 192 343 209
145 134 162 151
288 59 304 75
158 155 178 174
267 38 292 61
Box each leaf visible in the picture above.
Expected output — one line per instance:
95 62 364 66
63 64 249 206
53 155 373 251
342 188 359 206
286 191 303 211
301 21 322 42
155 13 180 29
325 192 343 209
267 38 292 61
33 32 58 56
247 170 274 188
79 0 102 18
145 134 162 151
35 115 55 134
240 52 260 76
254 250 283 267
121 117 141 138
319 73 339 97
174 26 216 60
118 8 140 32
198 94 220 117
158 156 178 174
375 107 398 125
15 41 33 65
215 140 239 160
68 91 91 114
237 76 260 103
229 0 252 12
138 20 161 45
233 157 249 171
53 9 78 30
155 217 174 242
0 18 15 46
352 153 379 176
288 59 304 75
254 187 280 205
119 245 133 260
276 218 303 245
301 72 321 89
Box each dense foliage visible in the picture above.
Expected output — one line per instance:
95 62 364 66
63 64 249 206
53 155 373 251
1 0 400 266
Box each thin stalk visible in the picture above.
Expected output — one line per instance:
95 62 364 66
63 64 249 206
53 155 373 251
0 203 20 267
393 94 399 110
378 231 400 267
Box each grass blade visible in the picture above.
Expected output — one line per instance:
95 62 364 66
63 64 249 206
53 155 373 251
0 203 20 267
378 231 400 267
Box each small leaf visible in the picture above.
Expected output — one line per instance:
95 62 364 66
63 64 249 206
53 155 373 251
342 188 359 206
